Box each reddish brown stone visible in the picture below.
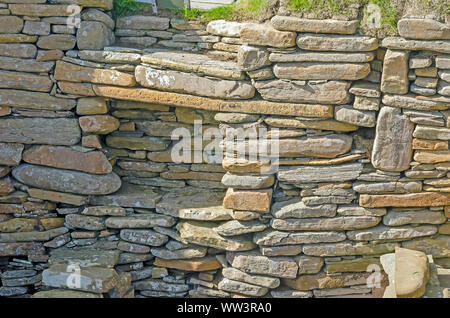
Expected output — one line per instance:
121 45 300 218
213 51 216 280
360 192 450 208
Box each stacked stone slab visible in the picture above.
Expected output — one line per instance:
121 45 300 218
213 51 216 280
0 2 449 298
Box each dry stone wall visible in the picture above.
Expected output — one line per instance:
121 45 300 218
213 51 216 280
0 1 449 298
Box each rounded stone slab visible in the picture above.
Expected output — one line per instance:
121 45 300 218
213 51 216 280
12 164 121 195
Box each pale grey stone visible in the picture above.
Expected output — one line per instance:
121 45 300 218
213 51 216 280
372 106 414 172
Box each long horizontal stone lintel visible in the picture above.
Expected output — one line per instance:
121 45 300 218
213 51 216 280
360 192 450 208
91 85 334 118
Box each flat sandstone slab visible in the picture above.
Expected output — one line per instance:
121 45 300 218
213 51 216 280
12 164 121 195
0 118 80 145
360 192 450 208
92 85 333 118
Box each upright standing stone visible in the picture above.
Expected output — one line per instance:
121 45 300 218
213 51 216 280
381 50 409 94
372 107 414 172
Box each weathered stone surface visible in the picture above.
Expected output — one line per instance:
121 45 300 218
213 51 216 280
382 94 448 111
27 188 87 206
0 89 75 111
23 146 111 174
398 19 450 40
133 278 188 293
271 216 380 231
0 242 44 256
178 221 255 251
360 192 450 208
402 236 449 258
0 70 52 92
414 150 450 164
153 256 221 271
42 264 119 293
106 135 169 151
12 164 121 195
0 34 37 43
54 61 135 86
105 213 175 229
0 118 80 145
302 241 398 257
227 251 299 279
254 230 345 246
25 20 50 36
79 50 140 64
271 16 358 34
272 199 336 219
117 15 169 30
0 16 23 34
79 115 119 134
218 278 268 296
381 50 409 94
240 23 296 48
0 56 53 73
37 34 76 50
65 214 105 231
0 143 23 166
271 288 312 298
334 105 376 127
32 289 102 298
414 125 450 141
254 80 350 104
156 190 224 217
221 173 274 189
347 225 438 241
237 45 270 71
49 247 120 268
206 20 246 37
77 21 114 50
94 85 333 118
297 34 378 52
120 229 168 246
327 257 381 274
265 117 356 132
383 211 446 226
223 188 272 212
215 220 267 236
150 246 206 260
91 183 161 209
381 37 450 54
352 181 422 194
0 218 38 233
141 51 244 80
413 139 448 151
135 66 254 100
0 227 67 243
395 247 429 298
372 106 414 172
282 272 371 291
0 44 37 58
222 267 279 289
270 51 374 63
274 62 370 81
278 163 363 184
81 8 115 29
